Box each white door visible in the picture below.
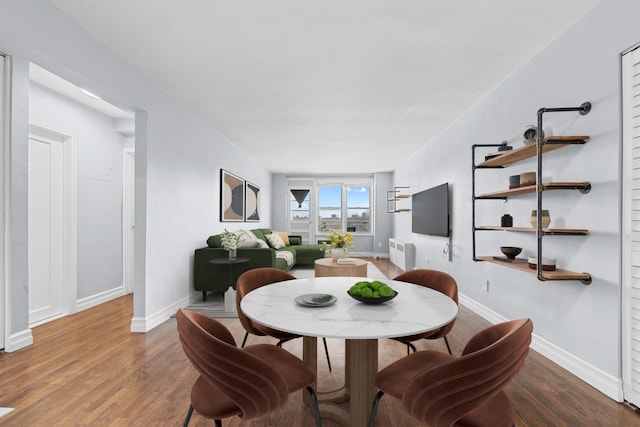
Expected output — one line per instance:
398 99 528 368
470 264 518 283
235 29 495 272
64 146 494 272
622 44 640 407
123 151 135 294
0 53 6 349
288 182 314 244
28 132 66 325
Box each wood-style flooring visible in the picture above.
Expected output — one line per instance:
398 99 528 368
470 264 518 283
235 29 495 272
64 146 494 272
1 258 638 426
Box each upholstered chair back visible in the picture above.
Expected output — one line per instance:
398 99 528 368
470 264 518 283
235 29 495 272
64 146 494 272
176 309 290 420
394 269 459 339
235 268 296 336
401 318 533 427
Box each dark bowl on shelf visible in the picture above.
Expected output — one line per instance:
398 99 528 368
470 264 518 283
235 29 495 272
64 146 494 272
347 290 398 304
500 246 522 260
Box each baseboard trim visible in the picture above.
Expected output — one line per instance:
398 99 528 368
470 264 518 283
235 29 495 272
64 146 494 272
348 252 389 259
5 328 33 352
76 286 126 312
459 293 624 402
130 295 191 333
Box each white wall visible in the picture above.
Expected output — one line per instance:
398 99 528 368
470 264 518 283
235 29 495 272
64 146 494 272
394 0 636 398
1 0 272 348
29 82 125 301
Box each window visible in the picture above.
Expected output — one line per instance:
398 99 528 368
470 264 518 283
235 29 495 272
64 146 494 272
318 186 341 232
290 191 310 220
317 182 372 234
347 185 370 233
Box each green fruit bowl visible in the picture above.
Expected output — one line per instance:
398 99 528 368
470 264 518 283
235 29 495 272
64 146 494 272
347 290 398 304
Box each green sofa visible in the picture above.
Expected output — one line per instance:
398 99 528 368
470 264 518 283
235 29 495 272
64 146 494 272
193 228 325 300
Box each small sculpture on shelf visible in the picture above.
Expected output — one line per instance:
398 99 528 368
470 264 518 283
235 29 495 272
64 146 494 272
530 210 551 228
500 246 522 260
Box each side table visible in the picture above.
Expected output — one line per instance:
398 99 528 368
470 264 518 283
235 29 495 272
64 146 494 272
207 258 250 311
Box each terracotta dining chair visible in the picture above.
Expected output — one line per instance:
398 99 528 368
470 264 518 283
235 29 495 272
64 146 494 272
369 318 533 427
176 309 322 427
392 269 459 354
236 267 333 371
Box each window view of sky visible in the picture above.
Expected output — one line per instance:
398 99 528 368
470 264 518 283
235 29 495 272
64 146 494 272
319 186 369 217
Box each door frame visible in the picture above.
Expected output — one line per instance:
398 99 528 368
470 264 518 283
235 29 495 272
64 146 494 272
123 149 135 294
1 53 7 349
28 124 77 324
621 42 640 406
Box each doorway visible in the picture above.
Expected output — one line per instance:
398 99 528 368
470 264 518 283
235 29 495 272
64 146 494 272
622 43 640 408
288 181 314 243
27 125 76 326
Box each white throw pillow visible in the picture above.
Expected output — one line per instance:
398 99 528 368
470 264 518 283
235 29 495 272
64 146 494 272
239 239 259 248
256 239 269 249
265 232 286 249
237 230 260 248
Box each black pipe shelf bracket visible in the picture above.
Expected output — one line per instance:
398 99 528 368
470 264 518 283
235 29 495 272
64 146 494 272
471 102 593 285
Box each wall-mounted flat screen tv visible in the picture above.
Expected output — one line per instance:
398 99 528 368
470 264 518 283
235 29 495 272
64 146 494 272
411 183 450 237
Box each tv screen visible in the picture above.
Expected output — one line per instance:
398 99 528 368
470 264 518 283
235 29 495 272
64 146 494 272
411 183 450 237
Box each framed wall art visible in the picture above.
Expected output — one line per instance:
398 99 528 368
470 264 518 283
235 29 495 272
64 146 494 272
220 169 245 222
245 181 261 222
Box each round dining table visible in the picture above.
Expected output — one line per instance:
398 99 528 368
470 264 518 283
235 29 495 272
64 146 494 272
240 276 458 427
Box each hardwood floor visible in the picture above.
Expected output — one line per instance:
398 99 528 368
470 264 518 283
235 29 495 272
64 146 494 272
1 258 638 426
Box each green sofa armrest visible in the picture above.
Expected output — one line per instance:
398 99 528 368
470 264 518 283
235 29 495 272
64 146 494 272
293 244 326 265
288 235 303 245
194 247 280 293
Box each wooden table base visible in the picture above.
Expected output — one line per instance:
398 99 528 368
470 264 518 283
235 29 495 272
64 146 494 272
303 336 378 427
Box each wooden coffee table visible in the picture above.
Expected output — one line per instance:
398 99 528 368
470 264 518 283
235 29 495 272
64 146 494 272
314 257 367 277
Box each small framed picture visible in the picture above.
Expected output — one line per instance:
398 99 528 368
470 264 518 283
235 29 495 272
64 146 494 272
220 169 245 222
245 181 261 222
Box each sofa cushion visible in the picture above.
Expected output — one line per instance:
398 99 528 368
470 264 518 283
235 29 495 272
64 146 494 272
276 231 290 246
250 229 267 242
265 233 286 249
258 228 273 238
237 229 261 248
206 234 223 248
288 235 302 245
275 250 295 267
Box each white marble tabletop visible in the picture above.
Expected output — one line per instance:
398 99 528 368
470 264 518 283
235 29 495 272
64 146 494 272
240 276 458 340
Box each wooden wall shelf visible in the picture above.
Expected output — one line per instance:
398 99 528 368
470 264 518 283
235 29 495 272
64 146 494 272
477 256 591 283
471 103 592 285
387 186 410 213
476 182 591 199
478 136 589 168
475 226 589 235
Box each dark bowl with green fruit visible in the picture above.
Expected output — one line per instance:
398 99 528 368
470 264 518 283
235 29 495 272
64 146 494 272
347 280 398 304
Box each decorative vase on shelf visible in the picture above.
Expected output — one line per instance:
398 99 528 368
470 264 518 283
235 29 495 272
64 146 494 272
530 210 551 228
228 248 237 261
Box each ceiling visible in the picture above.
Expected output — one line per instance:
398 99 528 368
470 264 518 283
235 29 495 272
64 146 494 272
49 0 601 174
30 63 133 119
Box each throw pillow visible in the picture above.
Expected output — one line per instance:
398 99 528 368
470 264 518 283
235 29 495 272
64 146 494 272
255 239 269 249
239 239 259 248
265 232 286 249
276 231 290 246
237 229 260 248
